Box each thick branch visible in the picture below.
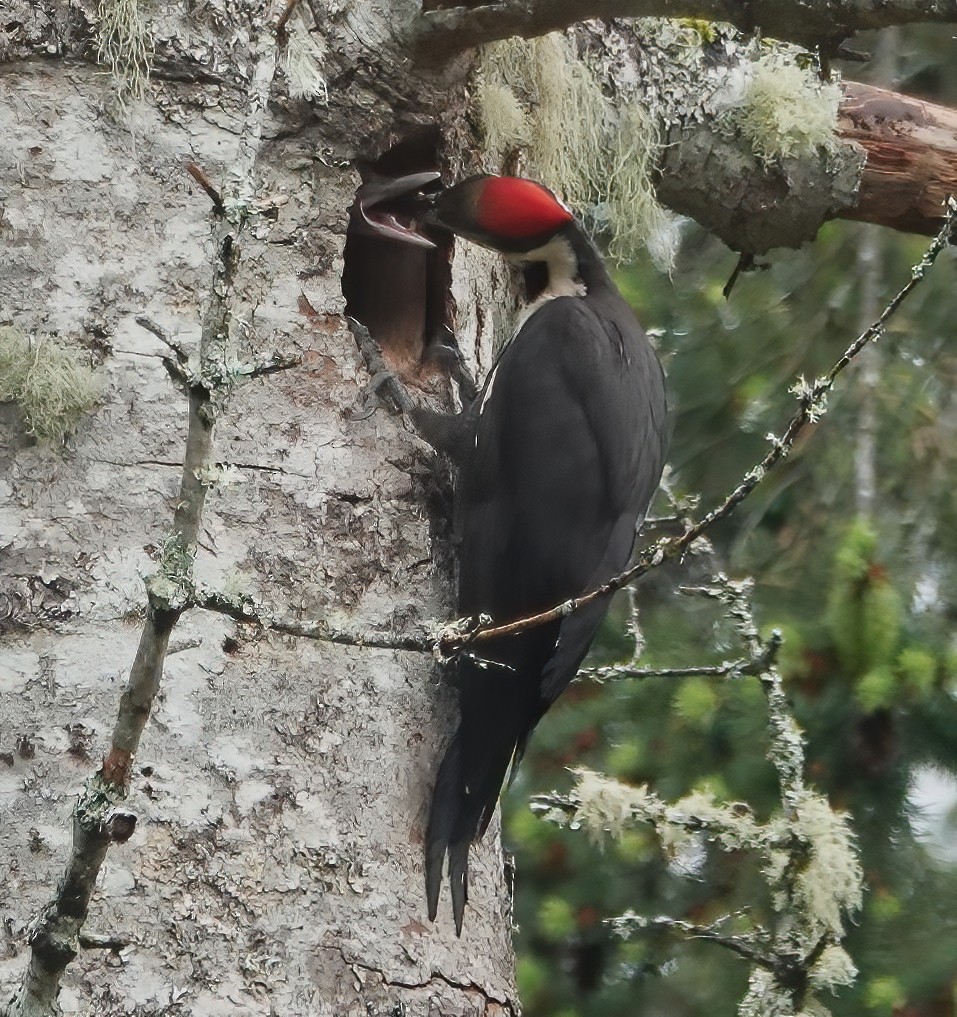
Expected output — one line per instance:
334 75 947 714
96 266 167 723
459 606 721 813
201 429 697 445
414 0 957 66
839 82 957 236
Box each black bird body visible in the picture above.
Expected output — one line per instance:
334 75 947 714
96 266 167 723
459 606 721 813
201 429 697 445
411 179 668 933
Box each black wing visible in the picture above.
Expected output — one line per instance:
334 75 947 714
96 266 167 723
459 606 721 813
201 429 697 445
426 294 667 932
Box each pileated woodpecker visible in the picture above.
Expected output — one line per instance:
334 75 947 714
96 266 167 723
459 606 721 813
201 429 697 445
361 174 668 934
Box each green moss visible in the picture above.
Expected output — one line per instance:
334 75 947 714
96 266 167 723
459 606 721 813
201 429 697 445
0 327 100 444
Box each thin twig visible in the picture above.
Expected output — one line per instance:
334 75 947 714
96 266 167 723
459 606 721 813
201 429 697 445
434 201 956 659
194 587 433 652
134 315 189 365
77 933 129 952
230 352 303 379
275 0 302 36
611 912 777 968
134 315 193 387
185 162 225 214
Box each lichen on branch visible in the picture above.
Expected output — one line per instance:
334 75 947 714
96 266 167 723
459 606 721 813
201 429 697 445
533 585 863 1015
93 0 152 102
476 32 679 268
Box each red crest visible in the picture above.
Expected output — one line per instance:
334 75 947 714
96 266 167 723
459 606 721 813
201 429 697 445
475 177 574 240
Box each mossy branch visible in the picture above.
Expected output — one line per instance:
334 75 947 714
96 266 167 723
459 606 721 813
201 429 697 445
413 0 957 65
533 579 862 1015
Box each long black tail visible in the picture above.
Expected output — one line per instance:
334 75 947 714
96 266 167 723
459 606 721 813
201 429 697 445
424 730 468 933
421 695 518 931
425 626 567 933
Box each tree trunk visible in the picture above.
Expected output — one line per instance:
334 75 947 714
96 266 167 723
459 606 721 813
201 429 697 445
1 2 516 1014
4 3 957 1015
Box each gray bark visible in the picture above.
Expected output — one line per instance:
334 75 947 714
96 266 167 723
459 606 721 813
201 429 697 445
414 0 957 61
1 2 516 1014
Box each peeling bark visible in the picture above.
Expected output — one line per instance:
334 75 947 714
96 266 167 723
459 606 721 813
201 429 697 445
838 81 957 235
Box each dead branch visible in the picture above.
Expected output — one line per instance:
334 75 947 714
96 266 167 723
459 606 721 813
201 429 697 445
185 161 225 213
194 587 433 653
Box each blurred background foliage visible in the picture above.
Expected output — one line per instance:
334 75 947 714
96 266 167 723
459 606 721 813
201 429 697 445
507 25 957 1017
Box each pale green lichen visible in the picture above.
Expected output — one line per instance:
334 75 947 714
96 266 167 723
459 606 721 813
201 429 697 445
764 791 862 945
790 374 831 422
572 769 657 842
738 969 799 1017
717 51 841 164
672 789 764 849
740 970 835 1017
810 944 857 990
604 103 682 267
790 793 863 940
195 463 245 491
570 770 768 856
477 34 679 269
94 0 152 103
146 533 196 611
0 327 100 444
283 7 329 102
479 81 532 155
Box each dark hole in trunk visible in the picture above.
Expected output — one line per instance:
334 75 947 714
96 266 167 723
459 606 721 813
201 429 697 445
342 129 455 380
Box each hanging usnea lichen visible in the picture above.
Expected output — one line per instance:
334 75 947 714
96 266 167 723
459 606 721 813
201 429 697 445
0 327 100 444
559 768 863 1017
477 33 680 270
94 0 152 102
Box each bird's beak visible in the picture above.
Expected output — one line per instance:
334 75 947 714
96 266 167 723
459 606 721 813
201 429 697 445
354 171 442 249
